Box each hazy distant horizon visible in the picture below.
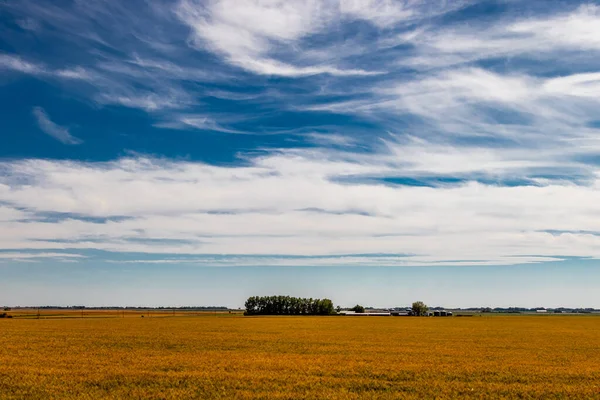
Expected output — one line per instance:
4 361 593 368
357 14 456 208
3 261 599 309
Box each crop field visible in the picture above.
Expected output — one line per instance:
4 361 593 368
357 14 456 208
1 315 599 399
2 309 242 319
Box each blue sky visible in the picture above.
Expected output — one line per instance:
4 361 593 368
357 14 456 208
1 0 600 307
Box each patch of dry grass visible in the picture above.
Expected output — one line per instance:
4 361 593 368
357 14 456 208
1 315 599 399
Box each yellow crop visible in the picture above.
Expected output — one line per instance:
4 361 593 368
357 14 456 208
1 314 599 399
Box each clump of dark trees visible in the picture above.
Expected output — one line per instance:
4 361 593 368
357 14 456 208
350 304 365 313
244 295 335 315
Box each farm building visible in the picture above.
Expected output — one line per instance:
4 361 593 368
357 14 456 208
391 311 410 316
339 311 391 316
428 310 453 317
340 309 454 317
391 308 412 316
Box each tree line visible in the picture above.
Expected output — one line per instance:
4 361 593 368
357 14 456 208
244 296 335 315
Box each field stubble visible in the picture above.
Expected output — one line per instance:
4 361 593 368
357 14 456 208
1 315 599 399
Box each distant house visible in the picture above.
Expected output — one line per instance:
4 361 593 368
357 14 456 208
536 309 548 313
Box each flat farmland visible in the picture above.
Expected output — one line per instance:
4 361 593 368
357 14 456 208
1 315 599 399
2 309 242 319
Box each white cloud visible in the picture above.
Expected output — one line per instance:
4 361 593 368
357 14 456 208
0 206 29 222
341 0 471 28
0 54 42 74
308 66 600 171
176 0 458 76
544 72 600 98
4 1 600 269
108 254 561 267
0 4 222 114
55 67 92 80
16 18 40 32
400 4 600 69
229 57 381 77
0 52 193 115
2 154 600 265
304 133 357 147
96 93 189 112
509 4 600 51
0 252 85 263
32 107 82 145
176 0 333 76
341 0 413 27
377 68 536 119
155 114 245 133
0 54 92 81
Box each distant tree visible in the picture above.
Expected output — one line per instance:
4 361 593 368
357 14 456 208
350 304 365 313
411 301 428 316
244 296 335 316
244 296 259 316
335 306 342 313
318 299 335 315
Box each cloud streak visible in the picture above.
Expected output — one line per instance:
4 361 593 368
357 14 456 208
32 107 82 145
0 54 42 74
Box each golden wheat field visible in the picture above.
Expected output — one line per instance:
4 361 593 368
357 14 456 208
1 314 600 399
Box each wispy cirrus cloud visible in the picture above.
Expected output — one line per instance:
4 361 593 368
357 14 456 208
3 0 600 270
0 53 42 74
32 107 82 145
0 54 90 81
155 114 246 133
398 4 600 70
175 0 468 77
0 252 85 263
0 1 216 114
